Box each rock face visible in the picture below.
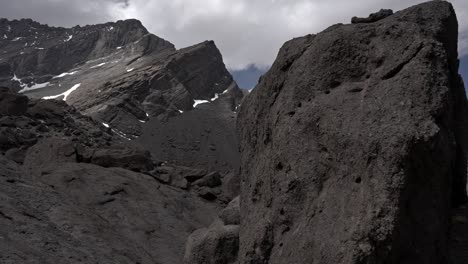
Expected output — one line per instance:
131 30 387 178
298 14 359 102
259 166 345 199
238 1 467 264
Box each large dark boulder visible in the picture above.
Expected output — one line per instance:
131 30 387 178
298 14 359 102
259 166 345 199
237 1 467 263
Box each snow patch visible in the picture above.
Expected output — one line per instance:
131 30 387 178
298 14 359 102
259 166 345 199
210 93 219 101
35 47 44 50
43 83 81 101
126 68 134 72
102 123 110 128
3 34 6 39
53 71 78 79
12 37 23 41
11 74 27 88
116 46 122 49
146 113 149 117
7 25 11 32
193 100 210 108
178 110 184 113
65 34 73 42
222 88 229 94
108 26 114 31
18 82 51 93
90 63 106 69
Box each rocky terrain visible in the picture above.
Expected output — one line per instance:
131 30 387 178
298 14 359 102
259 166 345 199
236 1 467 263
0 16 243 264
1 1 468 264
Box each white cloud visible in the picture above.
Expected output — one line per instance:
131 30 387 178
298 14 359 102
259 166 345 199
0 0 467 69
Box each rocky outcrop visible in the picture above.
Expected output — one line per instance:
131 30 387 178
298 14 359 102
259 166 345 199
238 1 467 264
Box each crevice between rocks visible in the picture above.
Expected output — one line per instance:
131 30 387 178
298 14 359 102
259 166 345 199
382 42 424 80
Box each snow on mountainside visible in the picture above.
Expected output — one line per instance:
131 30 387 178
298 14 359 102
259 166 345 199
0 18 244 140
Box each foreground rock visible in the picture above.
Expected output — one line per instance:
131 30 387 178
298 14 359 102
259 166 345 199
238 1 467 263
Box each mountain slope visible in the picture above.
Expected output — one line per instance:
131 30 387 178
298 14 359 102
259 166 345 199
0 18 244 264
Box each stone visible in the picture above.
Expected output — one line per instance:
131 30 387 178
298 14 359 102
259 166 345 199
219 196 240 225
197 187 218 201
184 222 240 264
237 1 467 263
193 171 222 188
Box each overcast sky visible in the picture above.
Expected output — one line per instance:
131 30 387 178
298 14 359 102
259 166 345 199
0 0 467 70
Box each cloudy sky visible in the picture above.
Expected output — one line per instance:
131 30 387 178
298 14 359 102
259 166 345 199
0 0 467 86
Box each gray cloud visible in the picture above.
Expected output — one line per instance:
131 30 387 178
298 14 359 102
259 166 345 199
0 0 467 70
